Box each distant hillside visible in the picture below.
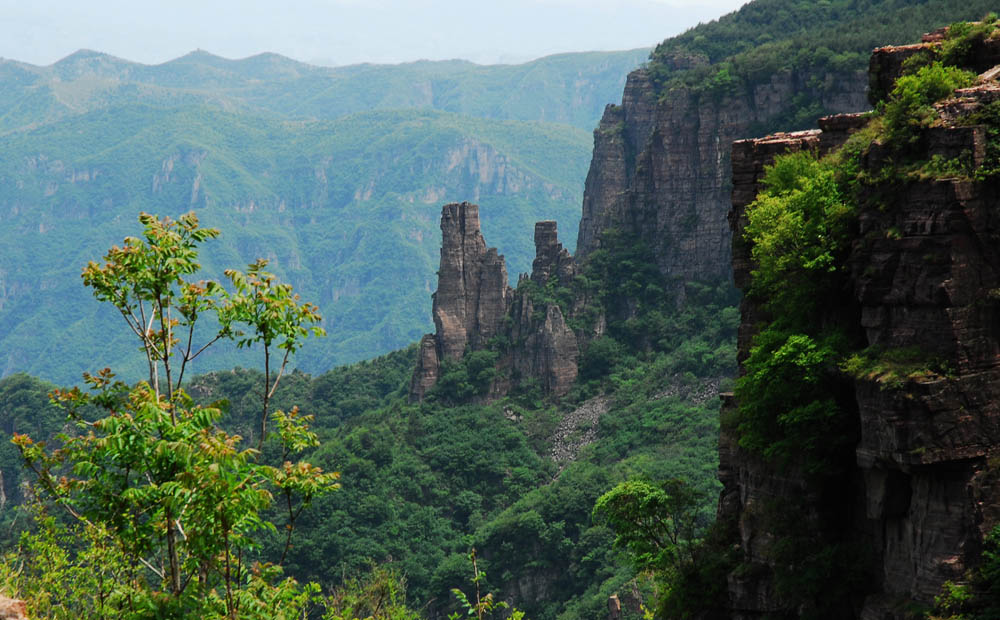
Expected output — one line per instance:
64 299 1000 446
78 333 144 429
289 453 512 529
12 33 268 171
0 47 651 132
0 48 648 384
0 105 592 383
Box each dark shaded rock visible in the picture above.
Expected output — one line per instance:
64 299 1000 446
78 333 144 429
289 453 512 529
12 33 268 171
410 204 581 401
530 220 575 286
509 302 579 397
869 43 933 105
408 334 441 402
607 594 621 620
576 63 867 290
926 125 986 168
724 31 1000 618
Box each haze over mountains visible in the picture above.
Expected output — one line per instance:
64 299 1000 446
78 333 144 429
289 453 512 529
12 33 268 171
0 0 745 67
0 47 652 131
0 47 650 383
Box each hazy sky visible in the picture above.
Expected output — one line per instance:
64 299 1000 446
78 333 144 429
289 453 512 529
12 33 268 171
0 0 748 67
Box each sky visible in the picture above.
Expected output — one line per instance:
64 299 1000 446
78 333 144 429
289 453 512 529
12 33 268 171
0 0 749 67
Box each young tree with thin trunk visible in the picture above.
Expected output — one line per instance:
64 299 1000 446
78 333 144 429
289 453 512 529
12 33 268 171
11 212 338 619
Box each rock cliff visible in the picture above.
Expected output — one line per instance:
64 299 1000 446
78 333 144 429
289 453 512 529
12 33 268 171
724 122 866 619
409 206 581 401
722 34 1000 618
412 59 873 404
576 65 869 286
409 202 513 401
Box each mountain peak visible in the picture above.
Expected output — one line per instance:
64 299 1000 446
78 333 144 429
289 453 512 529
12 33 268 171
51 49 137 79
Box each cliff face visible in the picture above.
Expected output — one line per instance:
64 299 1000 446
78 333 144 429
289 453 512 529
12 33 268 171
412 61 873 403
409 205 580 401
723 40 1000 618
576 66 869 285
410 202 513 401
724 123 866 619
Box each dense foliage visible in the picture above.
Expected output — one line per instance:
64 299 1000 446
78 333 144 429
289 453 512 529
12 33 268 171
0 213 349 618
9 3 1000 619
646 0 1000 134
726 19 1000 616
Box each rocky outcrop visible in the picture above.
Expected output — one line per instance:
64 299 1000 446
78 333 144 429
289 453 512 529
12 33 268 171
501 221 581 397
870 27 1000 105
576 65 869 287
723 34 1000 618
503 296 579 398
409 206 581 401
409 334 442 401
432 202 512 360
0 598 27 620
413 41 872 404
868 43 934 105
409 202 513 401
530 221 575 286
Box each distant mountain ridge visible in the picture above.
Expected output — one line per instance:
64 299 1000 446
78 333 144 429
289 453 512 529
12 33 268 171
0 47 651 132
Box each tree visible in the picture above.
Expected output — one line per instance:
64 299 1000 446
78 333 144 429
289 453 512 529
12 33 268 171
448 549 526 620
592 479 737 619
592 479 701 574
9 212 338 618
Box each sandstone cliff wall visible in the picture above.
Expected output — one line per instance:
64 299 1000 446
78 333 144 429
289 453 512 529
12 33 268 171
409 205 580 401
723 40 1000 618
576 67 869 286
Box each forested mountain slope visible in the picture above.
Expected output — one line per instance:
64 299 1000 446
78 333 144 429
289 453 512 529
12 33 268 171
0 48 648 384
0 106 590 382
5 1 1000 620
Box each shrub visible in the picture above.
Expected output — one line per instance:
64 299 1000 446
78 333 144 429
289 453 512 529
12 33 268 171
883 63 976 150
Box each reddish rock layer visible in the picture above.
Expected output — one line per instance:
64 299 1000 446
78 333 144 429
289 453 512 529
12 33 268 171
0 598 27 620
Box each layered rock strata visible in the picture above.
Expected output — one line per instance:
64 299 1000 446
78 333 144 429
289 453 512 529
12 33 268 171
723 38 1000 618
409 206 581 401
433 202 512 360
724 122 865 618
530 220 576 286
409 202 513 401
576 65 869 286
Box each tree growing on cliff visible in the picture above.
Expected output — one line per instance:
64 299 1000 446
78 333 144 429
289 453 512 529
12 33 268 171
6 212 338 618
